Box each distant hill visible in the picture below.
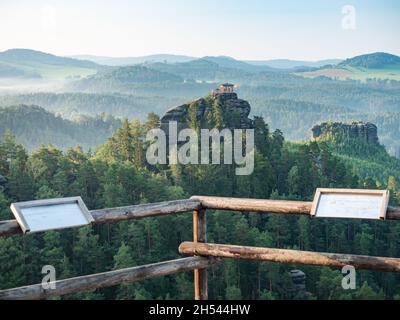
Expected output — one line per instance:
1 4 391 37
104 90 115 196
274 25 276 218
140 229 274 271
298 52 400 81
90 65 182 83
339 52 400 69
0 92 186 120
71 53 343 70
147 58 263 82
69 65 184 93
201 56 274 73
246 58 342 69
0 62 40 78
71 54 196 66
72 54 276 73
0 105 121 151
148 59 221 80
0 49 97 68
0 49 100 79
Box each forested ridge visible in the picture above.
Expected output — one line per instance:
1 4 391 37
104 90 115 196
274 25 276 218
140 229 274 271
1 103 400 300
0 105 121 151
312 126 400 186
1 50 400 300
0 93 186 120
1 52 400 155
3 66 399 153
252 99 400 155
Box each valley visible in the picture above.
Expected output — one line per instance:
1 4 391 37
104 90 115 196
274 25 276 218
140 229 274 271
0 49 399 157
1 0 399 304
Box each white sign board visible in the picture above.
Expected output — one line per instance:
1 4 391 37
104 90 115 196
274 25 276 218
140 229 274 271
11 197 94 234
311 188 389 220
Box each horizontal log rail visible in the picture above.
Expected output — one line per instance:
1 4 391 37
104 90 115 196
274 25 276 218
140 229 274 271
1 195 400 300
0 199 202 238
179 242 400 273
0 257 219 300
190 196 400 220
1 196 399 239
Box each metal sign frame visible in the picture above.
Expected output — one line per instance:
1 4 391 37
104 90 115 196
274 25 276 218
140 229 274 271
310 188 390 220
10 196 94 234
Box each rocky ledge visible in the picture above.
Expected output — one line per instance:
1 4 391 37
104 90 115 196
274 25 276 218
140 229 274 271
312 121 379 144
161 92 254 135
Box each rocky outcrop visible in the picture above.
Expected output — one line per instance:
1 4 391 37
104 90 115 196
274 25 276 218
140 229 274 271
161 92 254 135
289 270 312 299
312 121 379 144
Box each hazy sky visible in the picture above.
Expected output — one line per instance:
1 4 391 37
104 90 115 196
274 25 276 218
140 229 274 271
0 0 399 60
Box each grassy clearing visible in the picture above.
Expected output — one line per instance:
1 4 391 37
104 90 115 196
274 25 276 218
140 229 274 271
297 66 400 81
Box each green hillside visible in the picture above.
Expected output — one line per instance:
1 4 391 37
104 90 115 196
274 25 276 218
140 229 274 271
1 106 399 300
0 49 100 79
0 105 121 151
299 66 400 81
309 123 400 185
71 53 197 65
0 92 186 120
339 52 400 69
298 52 400 81
70 65 184 93
248 99 400 156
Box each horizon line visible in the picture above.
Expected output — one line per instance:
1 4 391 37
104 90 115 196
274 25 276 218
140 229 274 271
3 47 400 63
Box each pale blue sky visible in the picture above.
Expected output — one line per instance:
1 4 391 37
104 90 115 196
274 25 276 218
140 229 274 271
0 0 398 60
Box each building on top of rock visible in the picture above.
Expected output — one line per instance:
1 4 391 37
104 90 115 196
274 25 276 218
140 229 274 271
312 121 379 145
212 83 235 96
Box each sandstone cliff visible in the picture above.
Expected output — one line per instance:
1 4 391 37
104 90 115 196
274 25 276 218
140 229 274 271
161 92 254 135
312 121 379 145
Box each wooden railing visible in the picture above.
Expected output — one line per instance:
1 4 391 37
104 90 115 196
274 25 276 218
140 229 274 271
0 257 219 300
0 199 202 238
190 195 400 220
1 195 400 300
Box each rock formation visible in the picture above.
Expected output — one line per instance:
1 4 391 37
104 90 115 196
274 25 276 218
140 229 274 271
160 90 254 135
312 121 379 145
289 269 312 299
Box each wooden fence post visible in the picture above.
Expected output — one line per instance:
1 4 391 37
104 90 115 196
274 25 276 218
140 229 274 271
193 208 207 300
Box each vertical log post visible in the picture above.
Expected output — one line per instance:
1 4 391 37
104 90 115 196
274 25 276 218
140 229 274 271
193 208 207 300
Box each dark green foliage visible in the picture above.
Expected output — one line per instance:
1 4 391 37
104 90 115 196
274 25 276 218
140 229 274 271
0 105 121 151
0 92 186 119
0 110 399 300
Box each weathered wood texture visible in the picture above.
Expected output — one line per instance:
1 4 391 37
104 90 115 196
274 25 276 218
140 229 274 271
0 220 20 237
1 197 399 238
179 242 400 273
191 196 313 214
0 257 219 300
0 199 201 238
191 195 400 220
193 209 207 300
387 206 400 220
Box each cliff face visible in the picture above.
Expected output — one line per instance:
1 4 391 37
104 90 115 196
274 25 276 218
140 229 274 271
161 92 254 134
312 121 379 144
